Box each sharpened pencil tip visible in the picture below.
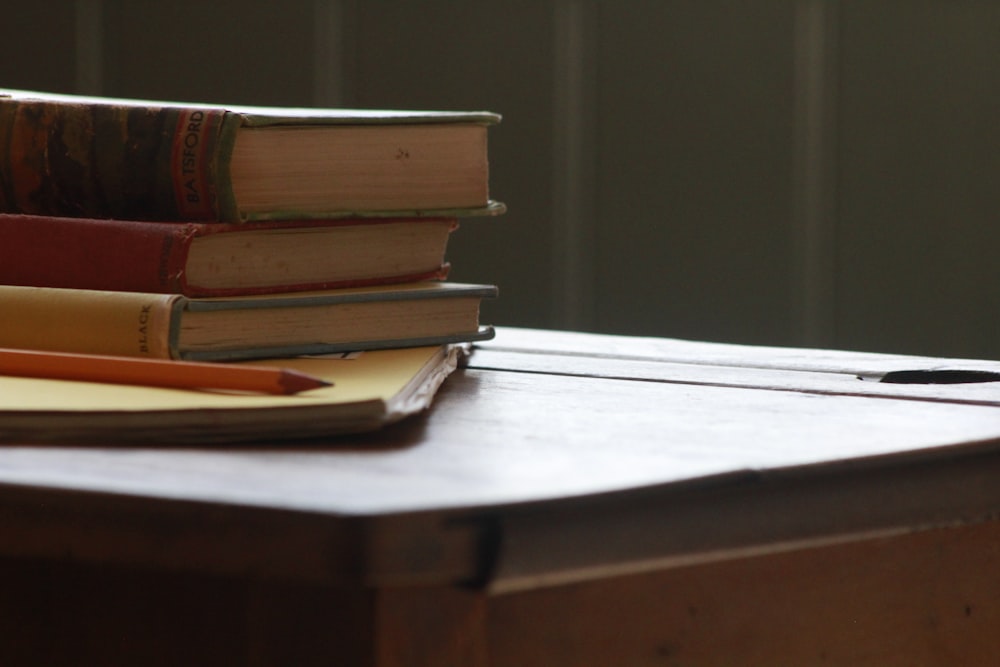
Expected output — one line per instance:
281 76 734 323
276 369 334 394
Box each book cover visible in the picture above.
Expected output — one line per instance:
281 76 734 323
0 212 458 296
0 88 503 222
0 282 497 361
0 344 464 443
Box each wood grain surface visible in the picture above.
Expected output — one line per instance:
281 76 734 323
1 327 999 665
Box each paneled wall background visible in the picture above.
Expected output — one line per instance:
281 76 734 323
3 1 998 358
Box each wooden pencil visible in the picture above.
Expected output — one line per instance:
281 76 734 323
0 348 332 395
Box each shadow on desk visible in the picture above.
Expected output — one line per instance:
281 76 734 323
0 554 377 666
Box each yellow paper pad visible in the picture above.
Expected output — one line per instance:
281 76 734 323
0 345 459 444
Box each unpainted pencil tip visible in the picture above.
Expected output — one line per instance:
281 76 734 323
277 369 334 395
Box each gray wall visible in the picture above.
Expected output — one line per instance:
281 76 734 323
4 1 999 359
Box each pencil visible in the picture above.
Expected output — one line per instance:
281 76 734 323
0 348 332 395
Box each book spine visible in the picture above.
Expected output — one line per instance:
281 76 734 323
0 214 196 294
0 286 180 358
0 214 452 297
0 97 235 222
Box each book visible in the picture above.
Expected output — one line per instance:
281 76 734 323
0 212 458 297
0 88 503 222
0 344 464 443
0 281 497 361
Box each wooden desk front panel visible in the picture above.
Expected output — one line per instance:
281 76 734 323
2 328 1000 665
4 518 1000 666
488 518 1000 666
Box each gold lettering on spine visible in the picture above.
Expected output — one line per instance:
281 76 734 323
134 298 174 358
171 109 218 220
137 304 152 353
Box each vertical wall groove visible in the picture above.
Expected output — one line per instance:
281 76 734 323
791 0 840 347
551 0 598 330
74 0 104 94
313 0 346 106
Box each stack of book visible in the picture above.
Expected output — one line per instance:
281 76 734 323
0 88 503 362
0 89 504 442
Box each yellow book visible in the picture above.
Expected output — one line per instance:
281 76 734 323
0 282 496 361
0 345 461 444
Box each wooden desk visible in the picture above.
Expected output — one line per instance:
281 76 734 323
2 327 1000 665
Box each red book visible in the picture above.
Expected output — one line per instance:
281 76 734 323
0 88 501 222
0 214 455 297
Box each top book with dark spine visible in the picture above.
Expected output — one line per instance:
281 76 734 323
0 88 503 223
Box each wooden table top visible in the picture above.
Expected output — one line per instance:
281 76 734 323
2 327 1000 590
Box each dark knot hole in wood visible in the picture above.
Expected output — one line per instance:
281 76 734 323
876 369 1000 385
